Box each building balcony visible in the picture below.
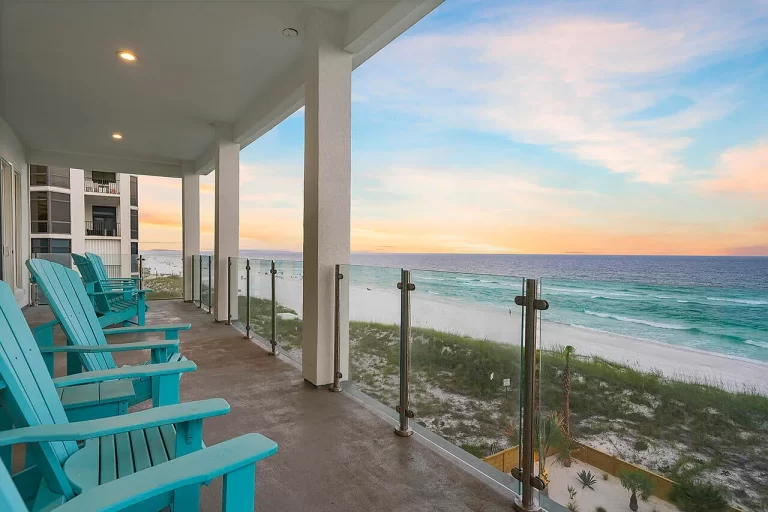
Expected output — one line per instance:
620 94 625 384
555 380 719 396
84 176 120 195
85 220 120 237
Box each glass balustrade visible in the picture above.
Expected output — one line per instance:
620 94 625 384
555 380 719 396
273 259 303 364
538 277 768 512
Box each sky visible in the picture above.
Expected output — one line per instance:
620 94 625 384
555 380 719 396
139 0 768 256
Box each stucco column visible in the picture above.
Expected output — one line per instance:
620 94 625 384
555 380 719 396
302 10 352 386
182 173 200 302
213 125 240 322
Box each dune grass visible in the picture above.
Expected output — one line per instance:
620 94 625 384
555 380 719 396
240 297 768 510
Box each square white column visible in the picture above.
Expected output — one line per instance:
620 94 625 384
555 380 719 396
213 125 240 322
302 10 352 386
182 173 200 302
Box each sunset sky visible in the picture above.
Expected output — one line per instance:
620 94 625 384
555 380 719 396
139 0 768 256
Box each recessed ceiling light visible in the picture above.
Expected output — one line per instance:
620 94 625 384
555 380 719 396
117 51 138 62
282 28 299 38
111 133 123 140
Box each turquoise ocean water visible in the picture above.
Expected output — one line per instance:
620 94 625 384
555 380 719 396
147 251 768 362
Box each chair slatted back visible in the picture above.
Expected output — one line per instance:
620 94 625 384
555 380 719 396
70 255 111 314
0 281 77 496
85 253 111 282
26 260 116 372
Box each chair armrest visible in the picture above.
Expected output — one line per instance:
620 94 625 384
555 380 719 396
0 399 229 446
52 360 196 388
39 339 179 353
55 434 278 512
103 324 192 336
87 289 152 296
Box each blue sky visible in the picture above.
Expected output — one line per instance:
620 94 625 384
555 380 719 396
142 0 768 255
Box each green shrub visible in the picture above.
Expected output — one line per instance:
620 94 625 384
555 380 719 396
595 507 607 512
576 470 597 490
669 481 729 512
633 439 649 451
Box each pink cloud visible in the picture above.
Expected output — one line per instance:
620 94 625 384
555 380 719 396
702 140 768 198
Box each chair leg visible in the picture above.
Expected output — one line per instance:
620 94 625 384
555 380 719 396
172 419 203 510
66 352 82 375
223 464 256 512
137 296 146 326
151 374 180 407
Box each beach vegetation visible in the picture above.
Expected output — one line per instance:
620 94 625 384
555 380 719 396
567 501 580 512
239 296 768 511
669 480 729 512
619 471 654 511
633 439 649 452
595 507 607 512
576 470 597 490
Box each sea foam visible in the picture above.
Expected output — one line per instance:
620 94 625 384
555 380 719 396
583 310 688 330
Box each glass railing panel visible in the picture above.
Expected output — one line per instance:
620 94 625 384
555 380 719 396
273 259 303 364
538 276 768 512
346 264 403 410
139 252 183 300
247 258 274 342
408 268 525 478
209 256 216 313
30 253 73 305
230 257 247 332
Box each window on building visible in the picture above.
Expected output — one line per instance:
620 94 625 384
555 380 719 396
30 165 48 186
29 165 70 188
50 192 71 234
131 242 139 273
130 176 138 207
92 171 116 182
31 191 70 234
31 238 71 255
30 191 49 233
130 209 139 239
90 205 118 236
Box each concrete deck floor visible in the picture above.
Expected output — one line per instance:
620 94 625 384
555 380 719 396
23 299 516 511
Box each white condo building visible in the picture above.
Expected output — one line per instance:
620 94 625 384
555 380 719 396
28 166 139 278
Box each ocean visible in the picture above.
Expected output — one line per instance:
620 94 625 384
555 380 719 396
143 251 768 362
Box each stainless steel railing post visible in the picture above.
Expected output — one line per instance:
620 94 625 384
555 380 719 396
512 279 549 512
227 257 232 325
329 264 344 392
207 256 212 315
269 260 279 356
395 269 415 437
198 254 203 309
137 255 144 290
245 259 251 339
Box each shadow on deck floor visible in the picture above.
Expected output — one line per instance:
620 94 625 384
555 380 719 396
23 299 514 511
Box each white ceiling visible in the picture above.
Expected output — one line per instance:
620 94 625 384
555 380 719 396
0 0 441 177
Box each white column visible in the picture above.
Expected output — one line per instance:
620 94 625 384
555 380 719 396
302 10 352 386
182 173 200 302
118 173 132 278
69 169 86 256
213 125 240 322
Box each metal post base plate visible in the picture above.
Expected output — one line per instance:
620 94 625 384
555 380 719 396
328 385 342 393
394 428 413 437
512 497 540 512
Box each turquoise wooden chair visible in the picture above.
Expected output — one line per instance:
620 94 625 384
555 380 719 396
0 281 277 510
70 254 148 326
27 259 194 408
0 433 276 512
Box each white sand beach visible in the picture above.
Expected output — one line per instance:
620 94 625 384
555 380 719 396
243 272 768 395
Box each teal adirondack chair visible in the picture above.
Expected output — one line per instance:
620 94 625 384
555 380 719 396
70 253 148 326
27 259 194 408
0 433 276 512
0 281 277 510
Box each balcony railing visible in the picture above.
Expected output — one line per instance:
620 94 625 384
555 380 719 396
202 255 766 512
85 220 120 237
84 176 119 194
